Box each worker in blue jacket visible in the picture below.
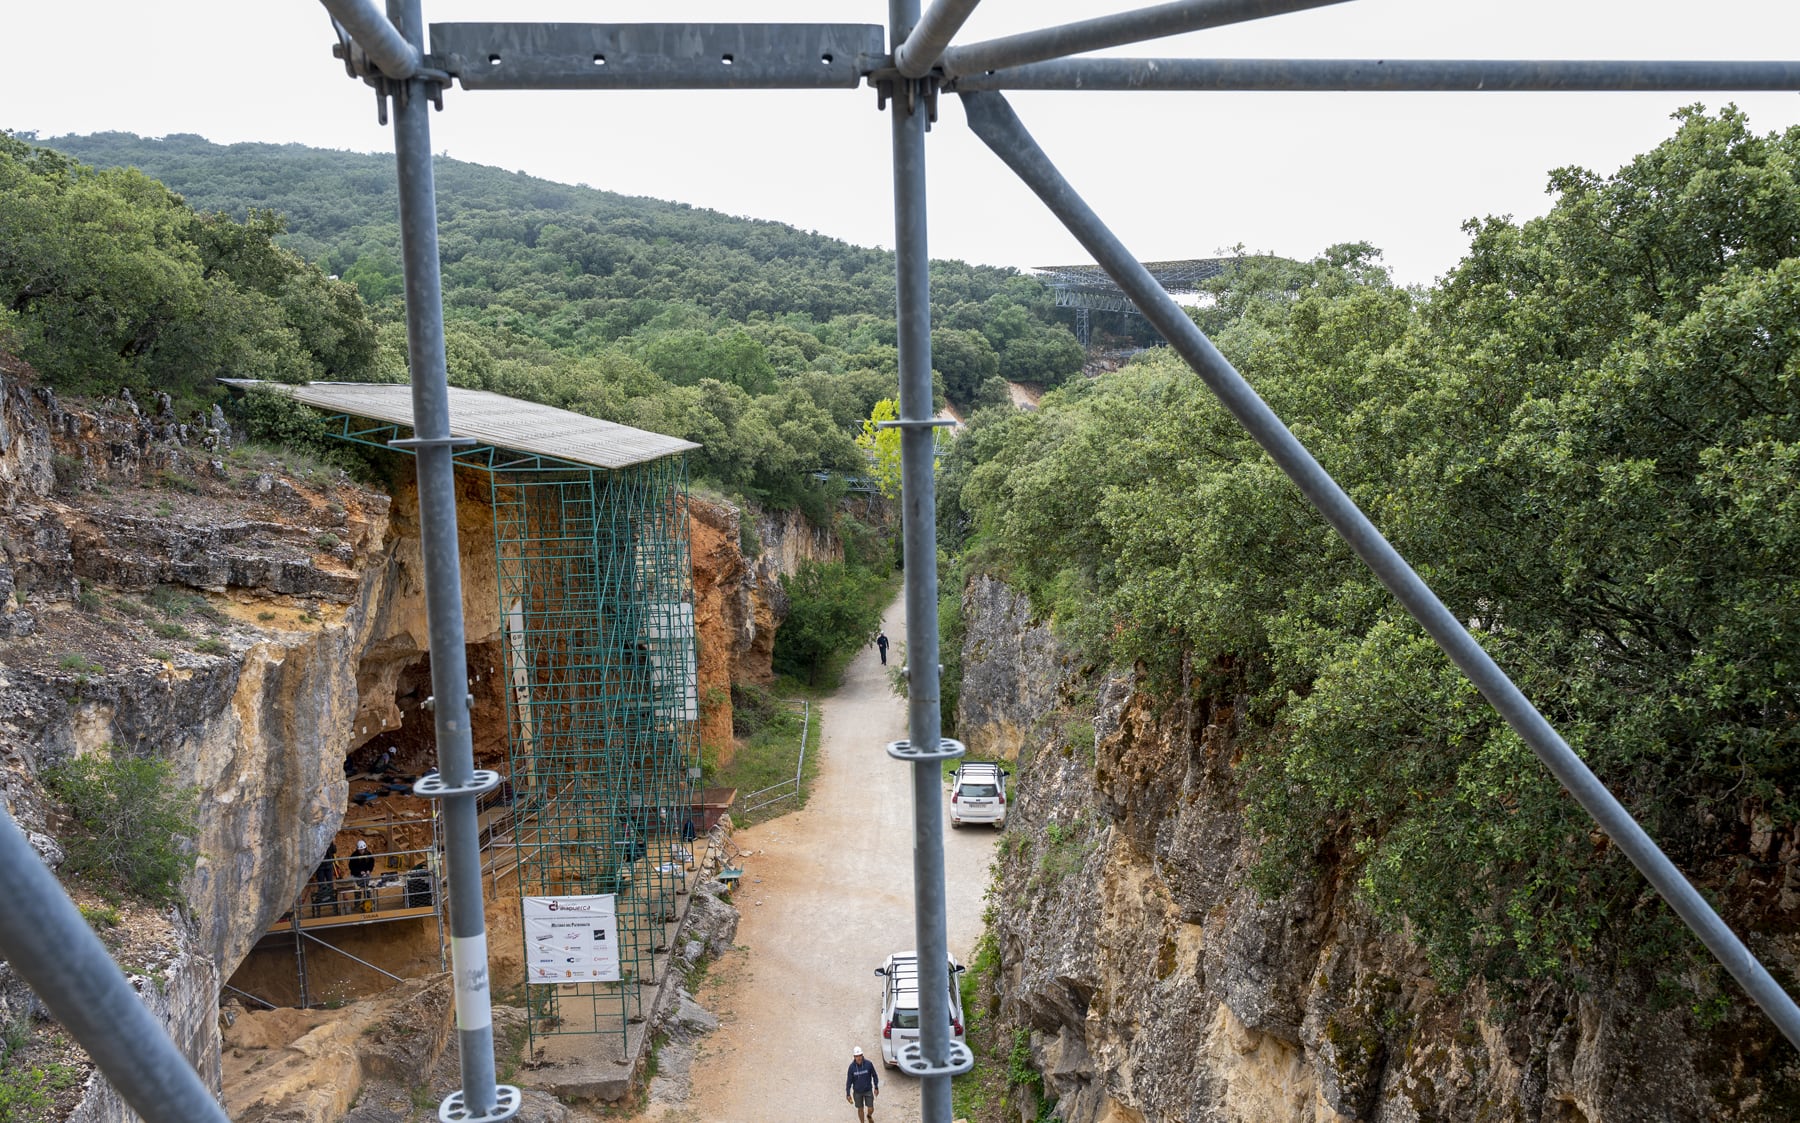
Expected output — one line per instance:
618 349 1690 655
846 1045 879 1121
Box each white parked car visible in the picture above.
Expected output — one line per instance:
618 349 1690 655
948 761 1008 829
875 951 966 1069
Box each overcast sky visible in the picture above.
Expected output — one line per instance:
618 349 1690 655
7 2 1800 287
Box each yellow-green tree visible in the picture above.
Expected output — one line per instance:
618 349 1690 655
856 398 906 498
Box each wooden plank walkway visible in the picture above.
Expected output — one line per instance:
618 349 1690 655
267 904 437 936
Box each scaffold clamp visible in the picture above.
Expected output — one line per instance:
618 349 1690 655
438 1084 522 1122
896 1039 973 1077
886 737 966 764
414 769 503 800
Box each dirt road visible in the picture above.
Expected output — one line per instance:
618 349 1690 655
675 596 998 1121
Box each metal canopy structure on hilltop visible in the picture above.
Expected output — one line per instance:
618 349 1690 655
1032 257 1234 344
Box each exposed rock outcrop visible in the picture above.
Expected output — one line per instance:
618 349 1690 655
961 575 1800 1123
0 367 394 1121
0 359 796 1122
955 572 1068 762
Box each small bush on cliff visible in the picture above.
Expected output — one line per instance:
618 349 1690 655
44 747 198 904
729 681 780 737
0 1016 82 1123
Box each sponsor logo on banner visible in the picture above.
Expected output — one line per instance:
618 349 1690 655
523 894 620 983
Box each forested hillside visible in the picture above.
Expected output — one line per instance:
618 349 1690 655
943 105 1800 1011
5 129 1081 508
44 131 1083 409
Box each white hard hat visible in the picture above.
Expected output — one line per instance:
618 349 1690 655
852 1046 863 1056
355 840 368 850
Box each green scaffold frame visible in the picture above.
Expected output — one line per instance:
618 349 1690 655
324 413 699 1055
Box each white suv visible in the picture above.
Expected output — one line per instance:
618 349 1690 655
875 951 967 1069
949 761 1008 829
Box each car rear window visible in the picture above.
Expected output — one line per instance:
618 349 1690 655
894 1008 920 1030
960 783 997 798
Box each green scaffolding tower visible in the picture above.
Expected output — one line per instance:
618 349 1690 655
492 456 698 1050
257 381 702 1057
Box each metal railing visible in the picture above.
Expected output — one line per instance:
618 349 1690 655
289 842 440 923
734 700 813 816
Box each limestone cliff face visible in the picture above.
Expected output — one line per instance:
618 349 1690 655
0 369 395 1121
0 353 830 1121
689 497 842 761
687 498 760 752
954 573 1068 762
962 576 1798 1123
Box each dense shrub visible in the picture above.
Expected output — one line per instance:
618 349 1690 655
772 559 888 684
947 107 1800 995
44 748 199 904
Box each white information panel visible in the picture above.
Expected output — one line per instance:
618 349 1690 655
523 894 620 984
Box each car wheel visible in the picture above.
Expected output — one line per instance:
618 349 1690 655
950 819 962 829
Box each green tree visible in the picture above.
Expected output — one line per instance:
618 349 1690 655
951 107 1800 1000
931 326 1000 405
773 560 886 684
856 398 905 498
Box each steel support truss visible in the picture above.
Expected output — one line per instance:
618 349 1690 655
0 4 1795 1123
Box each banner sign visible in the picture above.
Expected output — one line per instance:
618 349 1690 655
523 894 620 984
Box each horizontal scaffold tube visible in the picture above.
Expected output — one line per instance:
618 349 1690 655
951 57 1800 91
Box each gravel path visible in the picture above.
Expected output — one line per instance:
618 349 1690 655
658 595 999 1122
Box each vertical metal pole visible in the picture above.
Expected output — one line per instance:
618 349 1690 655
387 1 512 1117
890 3 958 1120
0 811 231 1123
434 806 450 972
292 911 311 1009
957 88 1800 1051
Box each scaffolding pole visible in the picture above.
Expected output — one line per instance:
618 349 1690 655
0 811 230 1123
383 0 516 1118
951 57 1800 92
886 4 970 1122
936 0 1351 78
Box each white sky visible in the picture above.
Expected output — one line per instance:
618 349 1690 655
6 2 1800 287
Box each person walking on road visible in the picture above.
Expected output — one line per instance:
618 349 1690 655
875 630 889 666
846 1045 879 1121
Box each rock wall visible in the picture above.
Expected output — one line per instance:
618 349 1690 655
0 368 397 1121
955 573 1068 762
961 575 1800 1123
0 356 826 1121
690 496 843 763
688 498 760 753
752 504 842 579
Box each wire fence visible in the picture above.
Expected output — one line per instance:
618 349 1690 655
734 700 812 816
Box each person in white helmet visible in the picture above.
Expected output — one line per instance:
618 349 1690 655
846 1045 879 1122
347 839 375 907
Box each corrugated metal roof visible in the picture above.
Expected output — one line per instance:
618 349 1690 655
222 380 698 470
